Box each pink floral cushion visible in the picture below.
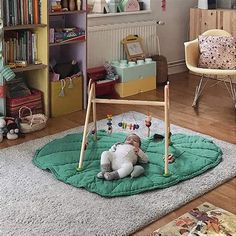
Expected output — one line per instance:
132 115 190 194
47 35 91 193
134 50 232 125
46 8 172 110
198 35 236 69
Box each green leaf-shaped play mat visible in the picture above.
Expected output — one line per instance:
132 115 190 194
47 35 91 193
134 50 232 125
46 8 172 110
33 130 222 197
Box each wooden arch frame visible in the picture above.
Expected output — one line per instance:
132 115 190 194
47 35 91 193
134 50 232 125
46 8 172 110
77 80 171 176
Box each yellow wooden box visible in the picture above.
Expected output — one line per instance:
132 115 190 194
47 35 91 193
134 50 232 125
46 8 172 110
115 76 156 98
50 76 83 117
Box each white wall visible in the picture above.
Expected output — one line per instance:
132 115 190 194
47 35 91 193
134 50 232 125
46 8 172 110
88 0 198 74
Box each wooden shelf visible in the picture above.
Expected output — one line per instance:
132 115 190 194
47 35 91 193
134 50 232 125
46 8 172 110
4 24 47 31
49 37 86 47
49 10 86 16
10 64 47 73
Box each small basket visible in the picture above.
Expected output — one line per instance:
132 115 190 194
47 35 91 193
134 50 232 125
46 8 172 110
19 106 48 134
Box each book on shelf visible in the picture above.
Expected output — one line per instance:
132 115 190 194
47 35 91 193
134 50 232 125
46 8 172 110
4 30 38 65
3 0 42 26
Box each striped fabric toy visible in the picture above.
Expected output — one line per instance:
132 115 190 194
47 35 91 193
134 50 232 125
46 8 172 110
0 66 16 82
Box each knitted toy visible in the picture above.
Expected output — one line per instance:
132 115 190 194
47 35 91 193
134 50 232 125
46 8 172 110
0 66 16 82
97 133 148 180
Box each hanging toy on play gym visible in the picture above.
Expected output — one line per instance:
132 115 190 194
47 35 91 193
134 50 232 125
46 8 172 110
118 121 139 130
145 114 152 137
118 111 140 131
107 114 113 134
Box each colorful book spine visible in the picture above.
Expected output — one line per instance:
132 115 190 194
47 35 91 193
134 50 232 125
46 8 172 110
4 30 36 64
3 0 41 26
33 0 39 24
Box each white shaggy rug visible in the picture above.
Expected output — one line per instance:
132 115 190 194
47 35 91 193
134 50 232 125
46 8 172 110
0 112 236 236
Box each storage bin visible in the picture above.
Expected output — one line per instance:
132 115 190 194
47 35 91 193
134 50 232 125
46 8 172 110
87 66 119 97
50 75 83 117
6 89 43 118
113 62 156 83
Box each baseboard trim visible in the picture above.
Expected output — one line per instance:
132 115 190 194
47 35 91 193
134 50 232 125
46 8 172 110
168 59 187 75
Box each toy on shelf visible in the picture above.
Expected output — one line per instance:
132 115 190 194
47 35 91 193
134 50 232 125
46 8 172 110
68 0 76 11
108 0 122 13
145 114 152 137
61 0 69 10
0 66 16 82
51 0 62 12
92 0 110 13
120 0 140 12
106 114 113 134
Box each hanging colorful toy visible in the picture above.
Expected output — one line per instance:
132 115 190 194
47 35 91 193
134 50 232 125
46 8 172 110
145 115 152 137
107 114 113 134
118 112 140 131
161 0 166 11
118 122 139 130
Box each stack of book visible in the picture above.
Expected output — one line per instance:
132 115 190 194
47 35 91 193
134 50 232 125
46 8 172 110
4 31 38 65
3 0 42 26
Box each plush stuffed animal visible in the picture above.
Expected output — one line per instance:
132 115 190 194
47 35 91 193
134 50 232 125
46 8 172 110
0 117 6 142
97 133 148 180
5 117 22 140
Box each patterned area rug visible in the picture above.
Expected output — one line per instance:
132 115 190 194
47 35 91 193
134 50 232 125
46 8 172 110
154 202 236 236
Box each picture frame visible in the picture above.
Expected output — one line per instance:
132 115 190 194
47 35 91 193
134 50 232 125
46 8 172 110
122 35 145 61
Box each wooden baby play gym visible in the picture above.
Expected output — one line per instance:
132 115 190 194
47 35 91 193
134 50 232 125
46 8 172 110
77 79 171 176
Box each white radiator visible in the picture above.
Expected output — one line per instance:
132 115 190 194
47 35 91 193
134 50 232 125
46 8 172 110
88 21 157 68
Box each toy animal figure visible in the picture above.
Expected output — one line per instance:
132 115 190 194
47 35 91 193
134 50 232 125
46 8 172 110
97 133 148 180
106 114 113 134
5 117 22 140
